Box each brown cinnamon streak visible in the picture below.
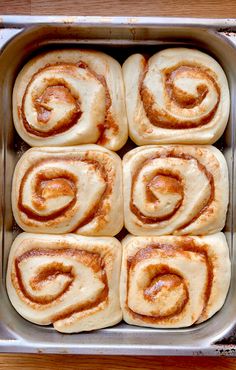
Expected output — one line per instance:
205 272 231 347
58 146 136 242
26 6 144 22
140 62 220 129
18 156 112 230
89 69 119 145
22 67 83 137
13 247 109 321
132 170 184 224
20 61 118 144
126 239 213 323
18 165 78 222
130 150 214 227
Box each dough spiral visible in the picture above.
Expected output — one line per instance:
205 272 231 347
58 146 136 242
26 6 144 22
7 233 122 333
123 145 228 236
123 48 229 145
12 145 123 236
13 50 128 151
121 234 230 328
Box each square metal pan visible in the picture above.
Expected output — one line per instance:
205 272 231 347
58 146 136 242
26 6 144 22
0 16 235 356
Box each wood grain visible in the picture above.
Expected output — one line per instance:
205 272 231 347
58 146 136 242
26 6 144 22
1 0 236 17
1 0 236 369
1 355 236 370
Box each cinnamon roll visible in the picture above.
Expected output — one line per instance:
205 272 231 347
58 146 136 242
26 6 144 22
123 145 228 236
12 145 123 235
123 48 230 145
7 233 122 333
121 233 230 328
13 50 128 151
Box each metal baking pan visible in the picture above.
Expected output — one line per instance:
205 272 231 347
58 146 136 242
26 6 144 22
0 16 235 356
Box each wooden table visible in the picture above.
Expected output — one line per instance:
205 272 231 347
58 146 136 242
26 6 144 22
1 1 236 369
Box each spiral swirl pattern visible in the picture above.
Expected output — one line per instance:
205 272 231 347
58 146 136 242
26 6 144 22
13 50 128 150
7 233 122 333
120 234 230 328
123 145 228 236
123 48 229 145
12 145 123 236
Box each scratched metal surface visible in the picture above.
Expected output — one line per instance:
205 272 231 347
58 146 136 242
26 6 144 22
0 16 235 356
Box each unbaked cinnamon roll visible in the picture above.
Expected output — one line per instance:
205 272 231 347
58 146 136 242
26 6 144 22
13 50 128 151
123 48 229 145
121 233 230 328
123 145 228 236
12 145 123 235
7 233 122 333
